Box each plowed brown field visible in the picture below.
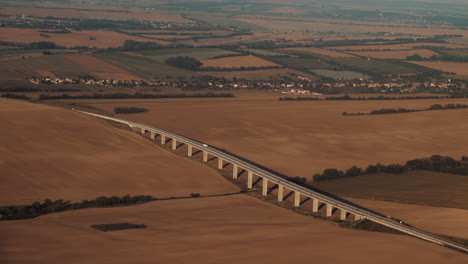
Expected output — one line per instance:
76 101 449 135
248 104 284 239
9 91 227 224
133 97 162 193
88 98 468 178
1 195 466 264
347 197 468 239
0 99 237 204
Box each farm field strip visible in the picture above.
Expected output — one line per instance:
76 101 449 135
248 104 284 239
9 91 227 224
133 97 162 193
348 49 438 59
408 61 468 75
282 47 355 57
200 55 280 68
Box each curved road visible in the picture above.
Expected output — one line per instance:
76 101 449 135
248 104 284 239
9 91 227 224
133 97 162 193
74 109 468 253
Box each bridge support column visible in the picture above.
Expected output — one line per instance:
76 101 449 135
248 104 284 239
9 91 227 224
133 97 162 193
218 158 223 169
140 128 145 135
233 165 238 179
150 132 156 140
340 209 347 220
172 139 177 150
262 178 268 196
187 145 193 157
161 135 166 144
277 185 284 202
203 151 208 162
354 215 361 221
326 204 333 217
294 192 300 207
247 171 253 189
312 199 319 212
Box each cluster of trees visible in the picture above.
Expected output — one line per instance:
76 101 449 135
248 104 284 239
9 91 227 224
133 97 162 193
91 223 147 232
122 40 161 51
428 103 468 110
0 195 155 220
313 155 468 182
0 87 40 92
165 56 283 72
114 107 149 114
279 97 320 101
343 103 468 116
325 95 445 100
25 41 65 50
38 92 234 100
166 56 203 70
279 95 446 101
1 93 30 100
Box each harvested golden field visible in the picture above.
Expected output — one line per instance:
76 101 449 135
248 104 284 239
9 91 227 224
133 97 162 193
282 47 355 57
201 55 280 68
347 197 468 239
0 99 237 205
330 43 467 51
235 18 468 37
1 195 466 264
0 28 170 48
409 61 468 75
349 49 438 59
88 98 468 179
0 53 141 81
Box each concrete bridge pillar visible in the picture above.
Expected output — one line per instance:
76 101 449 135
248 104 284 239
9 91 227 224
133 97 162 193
354 215 361 221
218 158 223 169
262 178 268 196
233 165 238 179
277 185 284 202
247 171 253 189
312 199 319 212
326 204 333 217
340 209 347 220
172 139 177 150
140 128 145 135
294 192 300 207
150 132 156 140
203 151 208 162
187 145 193 157
161 135 166 144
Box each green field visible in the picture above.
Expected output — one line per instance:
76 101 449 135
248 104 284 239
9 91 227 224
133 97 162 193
94 52 191 79
94 48 244 79
270 57 334 70
313 171 468 209
311 69 369 79
134 48 239 61
329 57 439 75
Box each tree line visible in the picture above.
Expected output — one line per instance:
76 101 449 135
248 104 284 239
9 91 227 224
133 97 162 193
279 95 446 101
343 103 468 116
0 195 155 221
38 92 234 100
313 155 468 182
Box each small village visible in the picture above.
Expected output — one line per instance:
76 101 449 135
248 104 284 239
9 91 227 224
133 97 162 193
28 75 467 95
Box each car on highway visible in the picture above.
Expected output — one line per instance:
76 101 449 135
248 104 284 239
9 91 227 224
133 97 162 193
202 144 208 147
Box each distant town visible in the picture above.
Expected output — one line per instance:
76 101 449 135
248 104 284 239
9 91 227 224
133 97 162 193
29 76 467 95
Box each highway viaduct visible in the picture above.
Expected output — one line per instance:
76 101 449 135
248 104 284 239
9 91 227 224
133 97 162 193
74 109 468 253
